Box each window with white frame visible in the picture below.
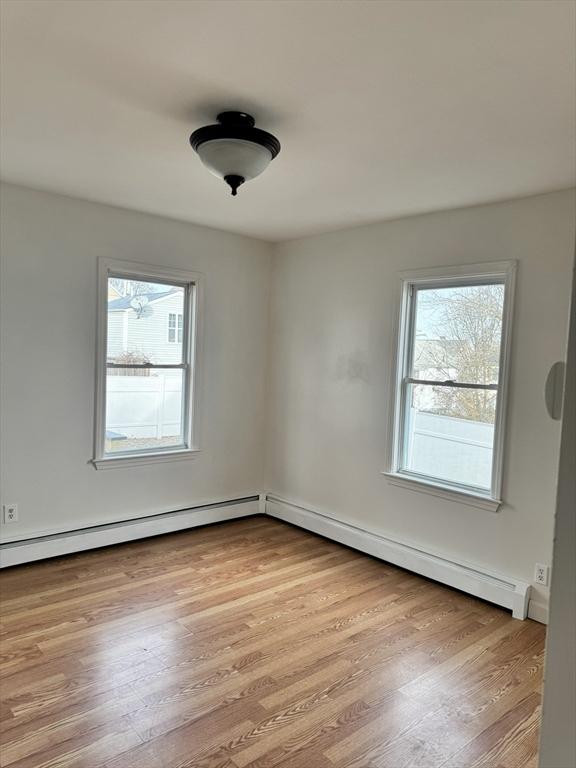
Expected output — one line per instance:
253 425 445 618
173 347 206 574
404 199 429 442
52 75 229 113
386 262 516 509
94 259 202 467
168 313 183 343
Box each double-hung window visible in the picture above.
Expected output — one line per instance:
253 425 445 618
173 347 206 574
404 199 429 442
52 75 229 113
94 259 202 468
386 261 516 511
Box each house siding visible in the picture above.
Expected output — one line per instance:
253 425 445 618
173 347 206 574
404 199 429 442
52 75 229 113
107 312 125 359
107 292 184 364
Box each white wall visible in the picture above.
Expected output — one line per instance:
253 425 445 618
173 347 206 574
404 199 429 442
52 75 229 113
266 190 576 612
0 183 271 539
1 183 574 621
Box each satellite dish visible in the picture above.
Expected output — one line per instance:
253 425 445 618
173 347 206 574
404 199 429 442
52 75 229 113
130 295 149 309
130 296 149 316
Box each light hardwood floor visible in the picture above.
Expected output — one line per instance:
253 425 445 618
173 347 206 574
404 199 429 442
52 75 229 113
0 516 545 768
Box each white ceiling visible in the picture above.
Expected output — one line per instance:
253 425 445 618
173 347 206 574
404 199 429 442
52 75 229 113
1 0 574 242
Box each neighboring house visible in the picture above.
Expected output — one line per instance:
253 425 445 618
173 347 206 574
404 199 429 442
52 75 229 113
107 289 185 364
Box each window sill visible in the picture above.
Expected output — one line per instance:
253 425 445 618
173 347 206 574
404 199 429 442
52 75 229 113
382 471 502 512
93 449 201 470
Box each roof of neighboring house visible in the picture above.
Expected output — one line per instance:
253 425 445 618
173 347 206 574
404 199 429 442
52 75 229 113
108 284 122 299
108 289 177 311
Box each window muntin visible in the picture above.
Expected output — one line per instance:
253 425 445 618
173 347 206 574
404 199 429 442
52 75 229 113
390 265 515 502
95 265 200 465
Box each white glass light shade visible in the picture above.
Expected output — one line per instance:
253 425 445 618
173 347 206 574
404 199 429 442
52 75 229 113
196 139 273 182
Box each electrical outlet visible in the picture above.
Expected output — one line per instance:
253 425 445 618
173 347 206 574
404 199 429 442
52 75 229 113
2 503 19 524
534 563 550 586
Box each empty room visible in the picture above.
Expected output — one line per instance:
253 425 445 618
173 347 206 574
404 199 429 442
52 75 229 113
0 1 575 767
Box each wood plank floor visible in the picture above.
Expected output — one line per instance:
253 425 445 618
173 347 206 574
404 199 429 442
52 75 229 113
0 516 546 768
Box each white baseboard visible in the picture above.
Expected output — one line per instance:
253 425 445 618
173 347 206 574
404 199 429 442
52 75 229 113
527 600 549 624
2 492 546 624
0 497 259 568
266 494 531 620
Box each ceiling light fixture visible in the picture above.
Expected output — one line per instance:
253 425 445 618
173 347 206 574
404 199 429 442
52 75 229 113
190 112 281 197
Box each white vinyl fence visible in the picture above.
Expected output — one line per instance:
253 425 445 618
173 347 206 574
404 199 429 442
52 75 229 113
106 377 494 488
106 372 182 439
407 409 494 489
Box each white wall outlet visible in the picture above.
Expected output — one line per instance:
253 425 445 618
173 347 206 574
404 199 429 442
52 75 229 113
534 563 550 586
2 503 19 524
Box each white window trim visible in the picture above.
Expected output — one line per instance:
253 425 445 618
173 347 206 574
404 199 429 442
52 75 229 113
383 260 517 512
93 258 204 470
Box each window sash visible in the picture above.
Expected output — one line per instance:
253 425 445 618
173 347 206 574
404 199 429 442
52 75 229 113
388 263 516 504
95 259 202 466
406 279 505 384
106 363 187 369
399 282 504 492
105 279 191 456
115 281 189 456
396 466 492 495
404 378 498 390
109 278 189 365
104 365 189 456
398 379 498 489
104 444 187 457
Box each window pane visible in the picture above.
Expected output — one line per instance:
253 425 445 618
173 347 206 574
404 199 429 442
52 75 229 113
104 368 186 455
107 278 185 364
412 284 505 384
401 383 496 491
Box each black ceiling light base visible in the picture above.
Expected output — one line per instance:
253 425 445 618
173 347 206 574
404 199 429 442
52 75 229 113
190 111 281 196
217 111 255 129
224 174 245 196
190 112 281 157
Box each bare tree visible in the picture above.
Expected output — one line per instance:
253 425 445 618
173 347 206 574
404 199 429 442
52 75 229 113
108 278 162 297
414 284 504 423
107 350 151 375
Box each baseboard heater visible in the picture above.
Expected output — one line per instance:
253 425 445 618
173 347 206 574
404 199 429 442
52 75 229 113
0 493 535 622
0 496 260 568
266 494 531 620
